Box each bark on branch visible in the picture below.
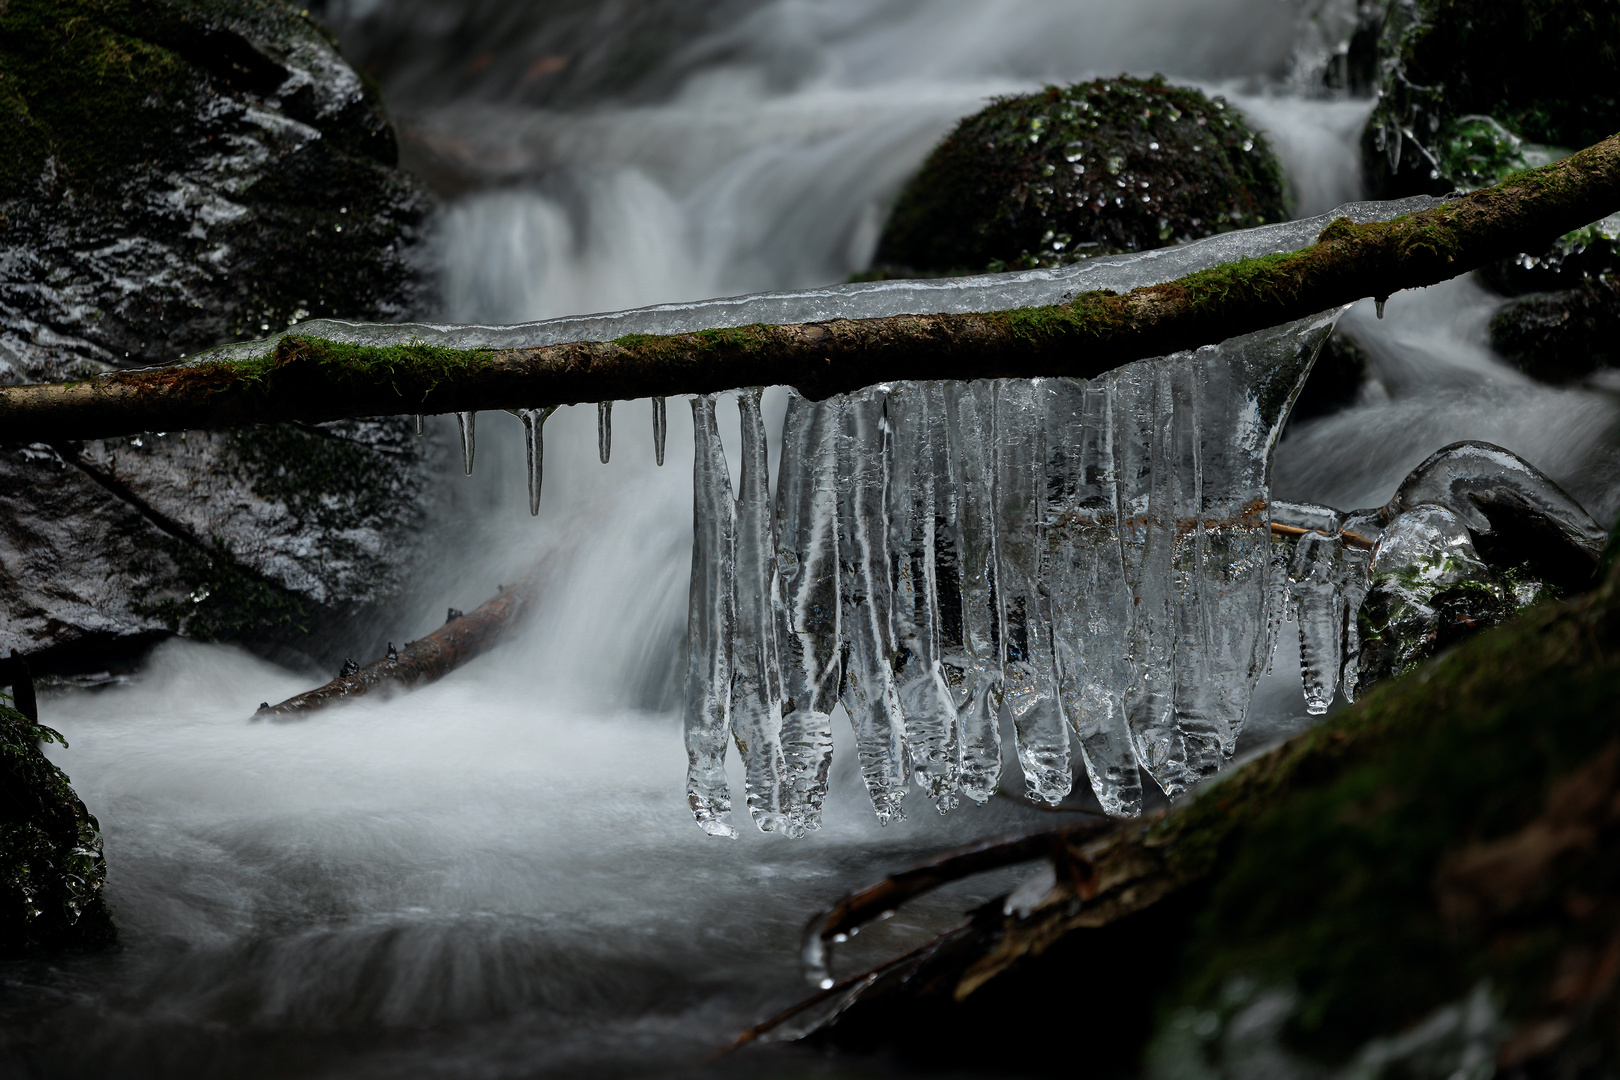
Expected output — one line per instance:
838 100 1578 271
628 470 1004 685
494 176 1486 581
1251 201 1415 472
3 133 1617 445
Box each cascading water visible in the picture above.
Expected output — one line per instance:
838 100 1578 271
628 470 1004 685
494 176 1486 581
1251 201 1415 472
9 1 1618 1076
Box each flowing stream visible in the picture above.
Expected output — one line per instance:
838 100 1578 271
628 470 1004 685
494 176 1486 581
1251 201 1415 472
7 1 1618 1076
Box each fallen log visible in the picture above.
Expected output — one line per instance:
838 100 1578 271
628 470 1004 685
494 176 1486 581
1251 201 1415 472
254 573 540 720
1 133 1616 444
739 558 1620 1074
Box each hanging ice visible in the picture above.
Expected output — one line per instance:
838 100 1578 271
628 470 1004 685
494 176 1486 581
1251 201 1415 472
652 396 667 467
774 393 840 834
683 394 737 838
730 389 791 833
598 400 613 464
507 406 557 516
455 411 476 475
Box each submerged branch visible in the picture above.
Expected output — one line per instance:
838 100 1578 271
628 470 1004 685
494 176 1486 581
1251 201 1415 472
3 133 1617 444
254 573 540 720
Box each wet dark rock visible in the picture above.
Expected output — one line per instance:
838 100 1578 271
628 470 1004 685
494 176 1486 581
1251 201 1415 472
1489 276 1620 384
0 0 445 668
0 699 115 955
872 76 1288 276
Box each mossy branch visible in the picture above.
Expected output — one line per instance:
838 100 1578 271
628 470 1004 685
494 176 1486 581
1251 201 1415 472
3 132 1618 445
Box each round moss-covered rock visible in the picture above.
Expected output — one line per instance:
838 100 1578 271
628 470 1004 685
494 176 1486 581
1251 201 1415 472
0 701 115 955
873 76 1289 276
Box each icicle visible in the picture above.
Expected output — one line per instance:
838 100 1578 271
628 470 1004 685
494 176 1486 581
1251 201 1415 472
455 411 476 475
1292 530 1346 714
1044 377 1143 817
835 388 908 825
942 380 1003 803
652 396 667 467
598 400 613 464
684 395 737 838
993 379 1071 805
506 406 556 516
414 414 424 437
886 383 961 813
731 388 791 833
1338 542 1373 701
774 393 840 834
1263 529 1295 676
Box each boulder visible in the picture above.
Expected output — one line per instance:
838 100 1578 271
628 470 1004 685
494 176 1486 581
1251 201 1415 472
0 697 115 955
1490 275 1620 385
0 0 444 669
872 75 1288 276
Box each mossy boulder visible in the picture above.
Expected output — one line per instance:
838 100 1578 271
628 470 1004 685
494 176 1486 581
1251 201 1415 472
0 699 115 955
1490 275 1620 385
0 0 446 669
872 76 1289 277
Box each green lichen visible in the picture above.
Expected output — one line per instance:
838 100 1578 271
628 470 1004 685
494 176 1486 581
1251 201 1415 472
0 696 116 955
875 75 1288 276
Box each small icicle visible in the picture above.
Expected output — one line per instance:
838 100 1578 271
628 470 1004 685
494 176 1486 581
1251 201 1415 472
455 411 476 475
1292 530 1346 714
1375 296 1388 319
414 414 425 437
652 396 667 467
598 400 613 464
508 407 556 516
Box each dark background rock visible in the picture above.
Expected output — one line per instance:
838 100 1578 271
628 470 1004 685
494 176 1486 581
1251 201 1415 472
871 75 1289 276
1490 276 1620 386
0 0 445 671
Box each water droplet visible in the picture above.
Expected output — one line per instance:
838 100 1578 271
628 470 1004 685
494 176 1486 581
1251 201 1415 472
652 396 667 466
455 411 476 475
598 400 613 464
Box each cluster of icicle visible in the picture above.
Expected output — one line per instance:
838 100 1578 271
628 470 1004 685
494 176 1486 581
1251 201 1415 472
682 312 1354 837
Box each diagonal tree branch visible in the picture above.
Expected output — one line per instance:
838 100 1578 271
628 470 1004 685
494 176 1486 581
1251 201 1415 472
2 132 1616 446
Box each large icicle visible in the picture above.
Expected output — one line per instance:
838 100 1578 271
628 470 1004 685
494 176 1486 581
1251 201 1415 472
886 383 961 813
507 406 557 516
993 379 1071 805
774 393 841 834
942 380 1004 803
1292 530 1347 714
684 394 738 838
731 389 790 833
1043 377 1143 817
835 388 908 825
455 411 476 476
598 400 613 464
652 397 667 467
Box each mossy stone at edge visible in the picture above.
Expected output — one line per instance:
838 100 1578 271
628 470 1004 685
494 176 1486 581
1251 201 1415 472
874 75 1288 276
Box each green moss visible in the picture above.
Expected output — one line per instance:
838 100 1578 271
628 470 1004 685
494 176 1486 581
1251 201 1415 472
1157 570 1620 1060
875 75 1288 275
0 697 116 955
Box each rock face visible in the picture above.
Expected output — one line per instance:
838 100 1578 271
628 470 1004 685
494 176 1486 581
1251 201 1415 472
0 0 443 668
0 699 115 955
872 76 1288 276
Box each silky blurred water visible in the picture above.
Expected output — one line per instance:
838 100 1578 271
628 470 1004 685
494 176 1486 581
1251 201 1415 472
7 0 1617 1076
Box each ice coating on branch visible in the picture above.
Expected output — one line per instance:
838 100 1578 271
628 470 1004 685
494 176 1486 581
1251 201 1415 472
835 389 908 825
943 380 1004 804
731 389 791 834
193 196 1436 365
652 397 667 467
886 383 961 813
598 401 613 464
508 406 556 516
684 394 737 838
774 394 840 834
455 411 476 475
994 380 1071 805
